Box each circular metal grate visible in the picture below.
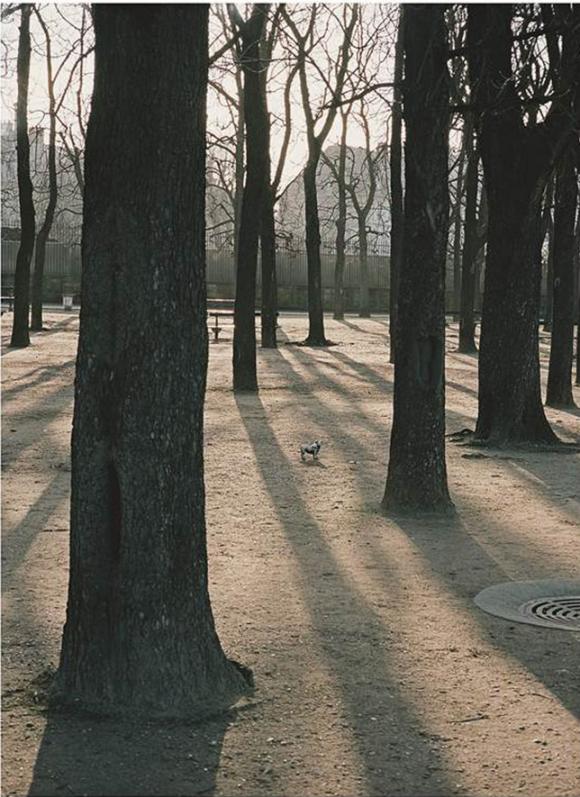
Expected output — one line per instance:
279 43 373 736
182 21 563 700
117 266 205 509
474 579 580 632
519 596 580 630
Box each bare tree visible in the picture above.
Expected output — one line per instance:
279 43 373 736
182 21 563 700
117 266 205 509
282 4 358 345
10 4 35 349
389 6 404 364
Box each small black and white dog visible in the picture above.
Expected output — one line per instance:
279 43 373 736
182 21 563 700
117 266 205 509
300 440 322 462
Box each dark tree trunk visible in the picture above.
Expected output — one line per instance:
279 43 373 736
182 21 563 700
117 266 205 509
358 219 370 317
233 77 244 271
389 6 404 365
57 6 251 718
10 6 35 349
451 134 467 319
303 155 328 345
468 6 558 445
260 184 277 348
546 154 578 406
383 4 453 514
474 184 488 311
31 12 57 333
540 177 555 330
233 7 269 390
333 114 348 321
458 119 479 353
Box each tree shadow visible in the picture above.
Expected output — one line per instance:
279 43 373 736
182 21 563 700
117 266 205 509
28 707 233 797
234 392 455 796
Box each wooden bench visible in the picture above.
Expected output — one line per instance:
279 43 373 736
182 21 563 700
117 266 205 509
208 308 264 343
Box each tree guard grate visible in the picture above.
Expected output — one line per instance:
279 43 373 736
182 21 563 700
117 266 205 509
474 579 580 632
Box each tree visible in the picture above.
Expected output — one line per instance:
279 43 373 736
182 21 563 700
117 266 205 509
546 153 578 406
10 4 35 349
56 5 251 717
458 120 480 354
230 4 269 392
30 9 58 332
466 4 580 444
282 4 358 345
388 6 404 364
382 4 452 513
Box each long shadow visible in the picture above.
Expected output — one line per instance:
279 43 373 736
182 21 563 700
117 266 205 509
390 512 580 722
28 709 231 796
337 318 390 340
2 359 76 402
1 316 78 357
445 378 478 401
235 393 454 796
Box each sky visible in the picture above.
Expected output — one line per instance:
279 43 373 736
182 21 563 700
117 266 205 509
1 4 395 194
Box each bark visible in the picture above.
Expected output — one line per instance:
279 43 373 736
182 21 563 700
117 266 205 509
383 4 453 514
546 154 578 406
233 6 269 391
389 7 404 364
358 219 369 317
451 133 467 318
303 155 327 345
31 10 58 332
233 73 244 271
474 184 488 310
260 23 277 350
458 119 478 353
10 5 35 349
333 112 348 321
544 213 555 331
57 5 251 718
467 5 569 445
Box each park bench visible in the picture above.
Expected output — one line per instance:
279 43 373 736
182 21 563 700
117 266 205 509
206 299 278 343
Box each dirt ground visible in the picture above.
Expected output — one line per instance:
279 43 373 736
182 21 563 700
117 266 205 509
2 311 580 797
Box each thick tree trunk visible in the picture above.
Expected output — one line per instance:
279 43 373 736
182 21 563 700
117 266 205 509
57 6 251 718
303 156 328 345
389 7 404 365
468 6 558 445
10 6 35 349
383 4 452 513
233 7 269 390
358 219 370 317
546 155 578 406
458 121 478 353
31 16 57 333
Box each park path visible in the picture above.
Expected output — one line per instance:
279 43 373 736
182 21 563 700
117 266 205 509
2 312 580 797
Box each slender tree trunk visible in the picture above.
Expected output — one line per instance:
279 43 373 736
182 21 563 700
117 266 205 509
358 218 370 317
333 115 348 321
303 155 328 345
383 4 452 513
468 5 558 445
546 155 578 406
544 214 555 331
389 6 404 365
10 6 35 349
451 134 467 318
57 6 250 718
458 120 479 353
260 183 277 348
474 184 487 311
233 7 269 391
233 77 244 271
31 12 58 332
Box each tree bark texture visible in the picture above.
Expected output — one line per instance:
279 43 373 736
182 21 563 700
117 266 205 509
303 155 328 345
333 114 348 321
57 5 251 718
31 11 58 332
451 133 467 318
233 7 269 390
389 7 404 365
458 119 479 353
383 4 453 513
468 5 560 445
10 5 35 349
541 177 555 331
259 27 277 350
546 154 578 406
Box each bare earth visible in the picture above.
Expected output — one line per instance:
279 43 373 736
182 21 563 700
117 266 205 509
2 311 580 797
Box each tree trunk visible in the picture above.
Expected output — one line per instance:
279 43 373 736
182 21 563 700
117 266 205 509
303 156 328 345
10 6 35 349
358 219 370 317
383 4 453 514
451 133 467 319
468 5 558 445
31 12 58 333
546 154 578 406
260 183 277 348
544 213 555 331
474 184 487 311
389 6 404 365
233 75 244 271
57 6 251 718
333 115 348 321
233 7 269 391
458 120 478 353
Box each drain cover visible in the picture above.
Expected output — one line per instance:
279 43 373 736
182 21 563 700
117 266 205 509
474 579 580 632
